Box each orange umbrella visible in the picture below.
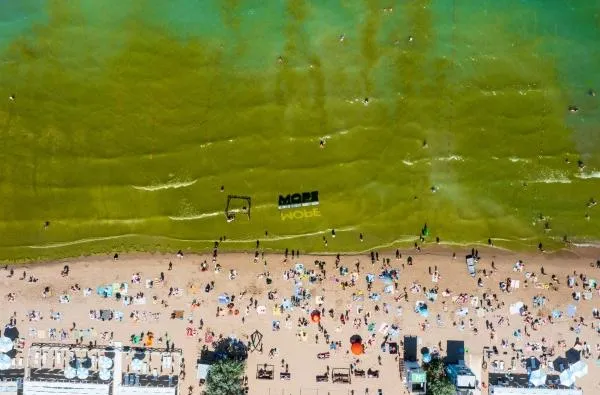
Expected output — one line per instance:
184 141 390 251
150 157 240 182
310 310 321 323
351 342 364 355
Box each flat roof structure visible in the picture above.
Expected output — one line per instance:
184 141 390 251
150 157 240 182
488 373 583 395
23 343 182 395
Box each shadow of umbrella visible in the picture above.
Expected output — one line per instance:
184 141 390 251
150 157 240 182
552 357 569 372
5 349 17 359
525 356 541 370
2 326 18 341
565 348 581 364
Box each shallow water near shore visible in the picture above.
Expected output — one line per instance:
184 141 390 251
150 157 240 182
0 1 599 260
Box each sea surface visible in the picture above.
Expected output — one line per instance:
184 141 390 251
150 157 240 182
0 0 599 260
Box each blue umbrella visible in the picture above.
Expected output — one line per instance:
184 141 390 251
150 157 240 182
423 353 432 363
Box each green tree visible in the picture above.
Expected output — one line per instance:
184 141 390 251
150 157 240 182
205 359 245 395
424 358 455 395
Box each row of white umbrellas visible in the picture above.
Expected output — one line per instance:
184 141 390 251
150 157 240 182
529 360 589 387
0 337 13 353
63 366 112 381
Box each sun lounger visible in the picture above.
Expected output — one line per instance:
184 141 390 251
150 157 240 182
280 372 291 380
316 374 329 382
466 255 476 277
354 369 365 377
367 369 379 378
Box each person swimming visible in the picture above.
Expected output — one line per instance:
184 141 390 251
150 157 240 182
568 105 578 113
587 88 596 97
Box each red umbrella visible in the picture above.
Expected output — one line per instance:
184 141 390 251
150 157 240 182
310 310 321 323
351 342 364 355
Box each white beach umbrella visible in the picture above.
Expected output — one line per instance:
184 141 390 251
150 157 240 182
130 358 143 372
569 360 588 378
99 356 113 369
559 369 575 386
99 369 111 381
528 369 547 387
0 354 11 370
63 366 76 379
77 367 89 380
0 337 13 353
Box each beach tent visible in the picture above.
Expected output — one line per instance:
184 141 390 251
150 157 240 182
529 369 547 387
0 337 13 353
97 286 113 298
0 353 11 370
569 360 588 378
567 305 577 318
249 330 263 352
559 369 575 386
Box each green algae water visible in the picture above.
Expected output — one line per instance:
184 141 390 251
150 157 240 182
0 0 599 260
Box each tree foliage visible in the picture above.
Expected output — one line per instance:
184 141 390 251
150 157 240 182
424 357 455 395
205 359 245 395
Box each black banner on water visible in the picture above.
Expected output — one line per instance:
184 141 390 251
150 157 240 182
278 191 319 210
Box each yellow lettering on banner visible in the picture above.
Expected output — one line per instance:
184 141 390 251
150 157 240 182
280 208 321 220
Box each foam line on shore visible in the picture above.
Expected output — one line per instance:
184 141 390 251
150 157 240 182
575 171 600 179
132 179 197 191
27 227 357 249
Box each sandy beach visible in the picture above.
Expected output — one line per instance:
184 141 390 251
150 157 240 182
1 246 599 394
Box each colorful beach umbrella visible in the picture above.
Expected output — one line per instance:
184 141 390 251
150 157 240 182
351 343 364 355
0 337 13 353
0 354 11 370
350 335 362 345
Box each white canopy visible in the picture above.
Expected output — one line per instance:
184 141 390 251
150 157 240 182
99 356 113 370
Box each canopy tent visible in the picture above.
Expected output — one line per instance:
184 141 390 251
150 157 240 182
249 330 263 352
0 337 13 353
528 369 547 387
0 353 11 370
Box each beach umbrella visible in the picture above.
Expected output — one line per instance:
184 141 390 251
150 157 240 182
566 348 581 364
99 369 111 381
552 357 569 372
310 310 321 323
351 343 364 355
525 356 540 370
529 369 547 387
418 304 429 318
566 305 577 318
130 358 144 372
77 367 89 380
0 337 13 353
569 360 588 378
559 369 575 386
0 354 11 370
64 366 77 379
99 356 113 370
350 335 362 345
422 352 432 364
